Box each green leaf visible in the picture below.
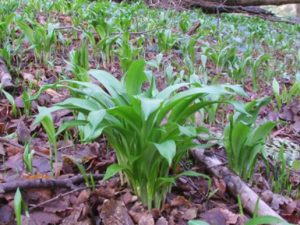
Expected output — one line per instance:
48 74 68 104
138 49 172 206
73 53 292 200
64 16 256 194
17 21 34 44
104 164 127 180
292 160 300 170
188 220 210 225
272 78 280 95
89 69 123 97
138 97 162 120
245 216 291 225
56 120 88 135
248 121 275 145
84 110 106 141
124 59 147 95
14 188 22 225
154 140 176 166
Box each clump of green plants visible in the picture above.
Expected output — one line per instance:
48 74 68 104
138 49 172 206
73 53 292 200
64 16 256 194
272 145 292 195
224 97 276 181
35 59 246 209
272 78 300 111
68 42 90 82
17 20 57 64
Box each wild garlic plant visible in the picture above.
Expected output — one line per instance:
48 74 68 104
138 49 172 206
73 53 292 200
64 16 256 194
224 97 275 180
35 59 246 209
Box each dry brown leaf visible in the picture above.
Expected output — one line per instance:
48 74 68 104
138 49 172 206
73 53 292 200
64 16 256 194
155 217 168 225
100 200 134 225
138 213 155 225
76 189 91 205
170 196 191 208
61 204 91 225
183 208 198 220
27 211 62 224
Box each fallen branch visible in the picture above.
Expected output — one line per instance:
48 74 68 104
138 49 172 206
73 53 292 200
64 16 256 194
192 149 286 222
0 57 13 90
0 174 103 193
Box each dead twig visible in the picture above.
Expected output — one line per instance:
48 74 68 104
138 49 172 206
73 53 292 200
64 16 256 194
0 174 103 193
29 184 100 211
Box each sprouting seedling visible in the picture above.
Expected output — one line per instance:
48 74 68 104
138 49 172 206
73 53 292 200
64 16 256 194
33 107 58 171
0 84 17 117
75 162 96 190
14 188 29 225
68 42 90 82
23 143 34 173
22 90 32 116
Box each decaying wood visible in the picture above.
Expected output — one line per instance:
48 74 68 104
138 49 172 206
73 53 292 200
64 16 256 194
186 0 300 7
0 174 103 193
0 57 13 90
192 149 286 222
187 21 201 35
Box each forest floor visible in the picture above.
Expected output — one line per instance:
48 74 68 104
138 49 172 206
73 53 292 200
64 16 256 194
0 1 300 225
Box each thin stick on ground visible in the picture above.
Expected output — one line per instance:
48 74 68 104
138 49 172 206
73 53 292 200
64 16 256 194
29 184 101 211
0 174 103 193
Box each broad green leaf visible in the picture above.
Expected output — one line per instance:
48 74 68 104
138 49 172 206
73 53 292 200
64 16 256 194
33 106 61 125
56 120 88 135
17 21 34 44
104 164 127 180
292 160 300 170
245 216 291 225
248 121 275 146
272 78 280 95
14 188 22 225
139 97 162 120
56 98 100 112
89 69 123 97
154 140 176 166
188 220 210 225
124 59 147 95
156 83 188 99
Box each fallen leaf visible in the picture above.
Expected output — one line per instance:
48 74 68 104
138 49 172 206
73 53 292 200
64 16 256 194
200 208 228 225
16 119 31 145
0 205 14 224
155 217 168 225
76 189 91 205
138 213 154 225
61 203 91 225
183 208 198 220
27 211 62 224
100 200 134 225
170 196 191 208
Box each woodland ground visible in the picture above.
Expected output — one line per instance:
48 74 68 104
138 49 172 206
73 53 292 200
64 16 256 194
0 1 300 225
